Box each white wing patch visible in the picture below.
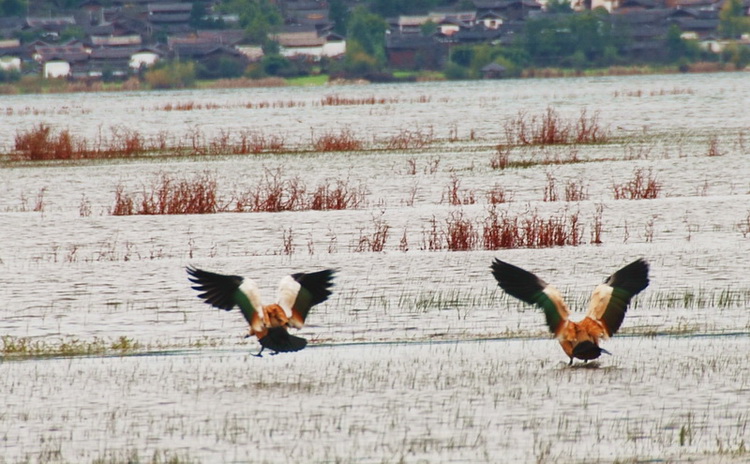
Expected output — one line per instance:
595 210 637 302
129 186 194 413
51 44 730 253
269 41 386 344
239 279 264 319
277 275 302 318
544 285 571 320
586 284 613 321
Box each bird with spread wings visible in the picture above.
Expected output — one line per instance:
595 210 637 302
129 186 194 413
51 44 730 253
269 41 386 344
491 258 649 365
187 266 335 356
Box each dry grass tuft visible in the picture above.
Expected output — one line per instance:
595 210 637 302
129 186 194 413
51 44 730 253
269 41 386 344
503 107 609 146
612 167 662 200
112 172 219 215
313 128 364 152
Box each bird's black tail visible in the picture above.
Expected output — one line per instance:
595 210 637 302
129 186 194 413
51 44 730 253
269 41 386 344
572 340 609 361
259 327 308 353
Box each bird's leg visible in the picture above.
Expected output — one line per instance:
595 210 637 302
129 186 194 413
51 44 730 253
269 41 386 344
568 357 573 366
252 346 265 357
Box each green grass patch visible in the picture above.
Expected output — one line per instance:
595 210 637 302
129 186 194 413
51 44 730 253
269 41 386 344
287 74 329 86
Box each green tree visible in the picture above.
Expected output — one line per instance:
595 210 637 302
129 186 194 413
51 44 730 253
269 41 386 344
218 0 282 43
722 43 750 69
371 0 446 16
329 0 349 35
546 0 573 14
59 26 85 42
421 20 438 36
144 60 196 89
719 0 750 38
339 40 380 76
0 0 26 16
522 10 621 67
190 2 226 29
261 54 299 77
347 7 387 64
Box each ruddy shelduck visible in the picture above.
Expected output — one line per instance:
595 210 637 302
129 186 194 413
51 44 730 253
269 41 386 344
491 258 649 365
187 266 335 356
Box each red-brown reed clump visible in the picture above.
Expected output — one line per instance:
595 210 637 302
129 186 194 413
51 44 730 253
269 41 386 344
486 184 513 204
612 167 662 200
309 179 367 210
236 169 368 213
112 171 219 215
321 95 399 106
445 210 478 251
482 208 584 249
354 214 390 252
384 127 434 150
312 128 364 152
503 107 609 146
444 174 476 206
112 170 368 216
13 124 78 160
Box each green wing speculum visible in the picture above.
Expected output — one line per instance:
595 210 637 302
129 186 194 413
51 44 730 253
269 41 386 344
186 266 259 325
491 259 569 334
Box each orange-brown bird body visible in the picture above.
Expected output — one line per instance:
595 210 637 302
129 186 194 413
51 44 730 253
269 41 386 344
187 266 335 356
491 258 649 365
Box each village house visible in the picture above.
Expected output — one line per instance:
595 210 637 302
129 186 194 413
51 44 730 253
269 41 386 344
0 0 747 81
33 41 89 78
0 38 22 72
271 25 345 60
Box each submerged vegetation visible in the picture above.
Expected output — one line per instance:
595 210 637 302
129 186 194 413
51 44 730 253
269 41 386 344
1 335 142 359
2 76 748 463
111 170 368 215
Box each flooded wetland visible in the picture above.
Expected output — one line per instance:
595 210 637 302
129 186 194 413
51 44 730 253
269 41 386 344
1 73 749 463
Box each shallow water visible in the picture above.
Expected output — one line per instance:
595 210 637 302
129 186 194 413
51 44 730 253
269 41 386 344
1 73 749 463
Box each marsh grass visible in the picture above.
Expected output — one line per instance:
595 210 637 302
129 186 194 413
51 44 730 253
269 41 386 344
354 214 390 252
321 94 431 106
645 287 750 310
112 170 368 215
1 335 141 359
384 127 434 150
706 135 722 157
446 210 478 251
482 207 584 250
612 167 661 200
92 448 197 464
503 107 609 146
443 174 476 206
312 128 364 152
112 172 219 215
